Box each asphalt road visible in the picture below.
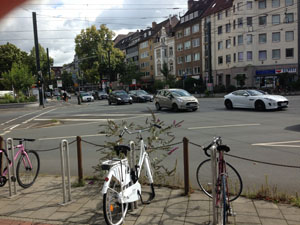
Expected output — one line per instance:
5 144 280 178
1 95 300 195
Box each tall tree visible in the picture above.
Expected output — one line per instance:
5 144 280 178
27 44 54 87
75 24 124 84
119 61 142 85
0 42 29 77
1 63 34 98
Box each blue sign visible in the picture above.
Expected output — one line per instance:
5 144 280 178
256 70 275 75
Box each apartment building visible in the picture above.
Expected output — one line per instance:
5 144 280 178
174 0 213 80
114 32 140 66
153 18 178 80
138 17 178 87
202 0 298 89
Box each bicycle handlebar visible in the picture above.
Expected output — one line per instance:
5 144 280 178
119 124 161 138
203 137 222 157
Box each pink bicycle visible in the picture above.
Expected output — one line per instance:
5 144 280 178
0 138 40 188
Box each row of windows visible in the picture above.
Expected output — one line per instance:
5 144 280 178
177 53 201 64
177 38 200 51
217 13 294 35
156 47 174 58
217 31 294 50
217 48 295 64
140 51 149 59
176 24 200 38
217 0 294 20
178 67 201 76
180 11 199 24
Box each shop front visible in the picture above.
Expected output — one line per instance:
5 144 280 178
255 67 297 89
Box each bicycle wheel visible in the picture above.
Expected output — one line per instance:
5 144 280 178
16 150 40 188
218 175 228 225
103 180 128 225
196 159 243 201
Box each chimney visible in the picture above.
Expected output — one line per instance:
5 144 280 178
152 22 157 29
188 0 194 10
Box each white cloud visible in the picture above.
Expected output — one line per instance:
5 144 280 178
0 0 186 66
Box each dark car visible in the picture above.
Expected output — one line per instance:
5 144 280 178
128 90 153 102
97 91 108 100
108 90 133 105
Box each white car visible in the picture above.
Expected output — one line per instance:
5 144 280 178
80 92 94 102
154 89 199 112
224 90 288 111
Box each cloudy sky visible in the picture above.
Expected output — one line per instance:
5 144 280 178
0 0 187 66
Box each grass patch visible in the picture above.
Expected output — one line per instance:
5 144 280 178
244 176 300 207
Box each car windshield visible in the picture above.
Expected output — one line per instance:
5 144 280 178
115 91 127 96
170 89 191 97
81 93 90 96
99 91 106 94
137 90 148 95
247 90 265 96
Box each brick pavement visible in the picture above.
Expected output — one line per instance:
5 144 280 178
0 175 300 225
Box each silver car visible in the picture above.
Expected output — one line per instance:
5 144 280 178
154 89 199 112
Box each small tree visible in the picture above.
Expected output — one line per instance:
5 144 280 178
234 74 247 88
1 63 34 99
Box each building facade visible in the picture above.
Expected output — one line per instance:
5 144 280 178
174 0 213 80
153 22 178 80
202 0 298 89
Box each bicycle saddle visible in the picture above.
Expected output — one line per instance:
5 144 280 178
217 145 230 152
114 145 131 156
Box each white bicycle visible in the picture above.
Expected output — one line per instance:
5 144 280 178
101 124 161 225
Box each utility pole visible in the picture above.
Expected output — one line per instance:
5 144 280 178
47 48 52 96
207 21 212 85
298 0 300 79
32 12 44 107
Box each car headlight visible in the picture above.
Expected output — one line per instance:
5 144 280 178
129 97 132 100
117 98 121 100
176 98 184 103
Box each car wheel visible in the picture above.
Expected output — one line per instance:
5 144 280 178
192 108 198 111
155 102 161 111
225 100 233 110
129 101 132 104
172 103 179 112
255 100 265 111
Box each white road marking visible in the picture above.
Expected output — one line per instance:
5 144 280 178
0 110 38 126
34 114 150 122
188 123 261 130
38 133 107 141
252 140 300 148
0 108 57 136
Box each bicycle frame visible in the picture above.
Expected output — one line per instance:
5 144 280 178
1 144 32 177
102 139 153 203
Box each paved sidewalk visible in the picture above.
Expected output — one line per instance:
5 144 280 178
0 175 300 225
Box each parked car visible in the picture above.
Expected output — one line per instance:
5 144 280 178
224 89 289 111
80 92 94 102
97 91 108 100
128 90 153 102
154 89 199 112
108 90 133 105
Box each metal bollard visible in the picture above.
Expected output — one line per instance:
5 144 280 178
211 146 217 225
60 139 72 205
6 138 17 197
183 137 190 196
129 141 138 209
